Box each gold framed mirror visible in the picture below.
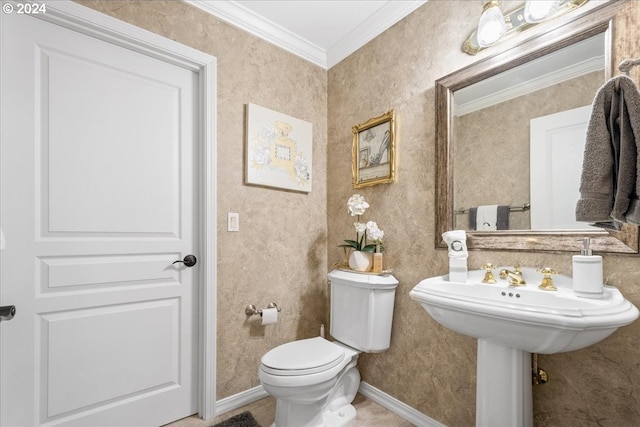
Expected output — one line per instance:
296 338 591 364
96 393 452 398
435 0 638 253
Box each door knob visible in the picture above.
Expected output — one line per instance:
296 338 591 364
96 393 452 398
0 305 16 322
172 255 197 267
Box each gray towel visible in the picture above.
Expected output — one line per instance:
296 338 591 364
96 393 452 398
469 205 510 230
575 75 640 229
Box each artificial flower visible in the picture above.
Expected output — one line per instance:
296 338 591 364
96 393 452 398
339 195 385 253
366 221 384 242
347 194 369 216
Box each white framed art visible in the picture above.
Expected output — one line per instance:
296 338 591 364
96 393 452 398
245 103 313 192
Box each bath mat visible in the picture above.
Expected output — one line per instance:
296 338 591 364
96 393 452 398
212 411 261 427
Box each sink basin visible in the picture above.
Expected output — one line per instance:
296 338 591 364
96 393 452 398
410 266 638 354
410 267 638 427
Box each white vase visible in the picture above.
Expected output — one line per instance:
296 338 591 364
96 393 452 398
349 251 373 272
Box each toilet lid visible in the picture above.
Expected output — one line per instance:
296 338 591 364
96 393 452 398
261 337 345 376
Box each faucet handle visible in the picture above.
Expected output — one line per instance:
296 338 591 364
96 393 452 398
514 264 522 274
481 263 497 284
537 267 558 291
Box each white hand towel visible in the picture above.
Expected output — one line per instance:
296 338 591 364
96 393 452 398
442 229 468 258
476 205 499 230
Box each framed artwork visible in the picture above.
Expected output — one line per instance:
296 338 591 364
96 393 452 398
352 110 396 188
245 103 312 192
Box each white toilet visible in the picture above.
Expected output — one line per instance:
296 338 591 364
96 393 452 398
259 269 398 427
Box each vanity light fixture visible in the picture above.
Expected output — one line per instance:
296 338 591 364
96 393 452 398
524 0 562 23
464 0 589 54
476 1 507 48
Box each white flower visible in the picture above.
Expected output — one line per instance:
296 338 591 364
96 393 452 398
366 221 384 242
340 194 386 254
347 194 369 216
258 125 276 143
294 154 309 180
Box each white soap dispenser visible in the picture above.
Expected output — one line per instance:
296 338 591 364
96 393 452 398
572 237 603 298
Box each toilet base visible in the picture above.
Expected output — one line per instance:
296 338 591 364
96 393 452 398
265 363 360 427
268 405 355 427
322 403 356 426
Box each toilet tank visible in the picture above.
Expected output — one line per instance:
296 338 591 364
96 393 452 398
328 269 398 353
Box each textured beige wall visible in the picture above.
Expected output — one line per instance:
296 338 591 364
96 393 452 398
328 3 481 424
75 0 640 426
454 71 603 231
329 1 640 426
74 0 328 400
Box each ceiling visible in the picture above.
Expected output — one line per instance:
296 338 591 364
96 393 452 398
186 0 427 69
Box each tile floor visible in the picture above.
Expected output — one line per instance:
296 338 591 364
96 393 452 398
165 393 415 427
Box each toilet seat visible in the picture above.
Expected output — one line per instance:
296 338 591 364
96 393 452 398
261 337 345 376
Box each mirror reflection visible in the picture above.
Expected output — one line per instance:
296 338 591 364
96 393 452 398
435 2 638 253
453 33 604 232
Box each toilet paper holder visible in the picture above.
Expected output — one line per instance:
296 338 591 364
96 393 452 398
245 302 281 317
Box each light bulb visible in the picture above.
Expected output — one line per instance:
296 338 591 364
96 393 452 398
476 1 507 48
524 0 561 23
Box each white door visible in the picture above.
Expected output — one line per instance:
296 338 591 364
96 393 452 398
1 9 199 426
530 105 597 230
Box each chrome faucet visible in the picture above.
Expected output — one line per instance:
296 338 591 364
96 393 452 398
499 265 526 286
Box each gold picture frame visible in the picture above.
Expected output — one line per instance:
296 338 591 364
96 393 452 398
352 110 396 188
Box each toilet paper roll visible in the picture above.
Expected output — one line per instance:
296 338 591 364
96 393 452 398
261 307 278 325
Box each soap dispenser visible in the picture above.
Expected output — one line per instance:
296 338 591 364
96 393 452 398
572 238 603 298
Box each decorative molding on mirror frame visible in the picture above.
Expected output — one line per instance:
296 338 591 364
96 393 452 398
435 0 638 254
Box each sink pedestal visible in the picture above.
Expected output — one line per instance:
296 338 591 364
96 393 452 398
411 269 639 426
476 340 532 427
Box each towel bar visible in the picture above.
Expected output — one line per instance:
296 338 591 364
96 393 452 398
454 203 530 215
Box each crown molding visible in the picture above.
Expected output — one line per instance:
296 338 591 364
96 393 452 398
186 0 426 69
326 1 426 68
185 0 326 67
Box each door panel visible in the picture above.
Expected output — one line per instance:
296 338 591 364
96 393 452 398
38 253 181 291
45 46 180 235
1 9 198 427
44 299 178 417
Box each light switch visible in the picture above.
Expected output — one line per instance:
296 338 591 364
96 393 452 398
227 213 239 232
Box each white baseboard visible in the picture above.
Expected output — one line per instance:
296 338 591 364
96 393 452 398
215 382 446 427
358 381 447 427
215 385 269 416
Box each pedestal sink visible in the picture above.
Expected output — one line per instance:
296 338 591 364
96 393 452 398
409 267 639 427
